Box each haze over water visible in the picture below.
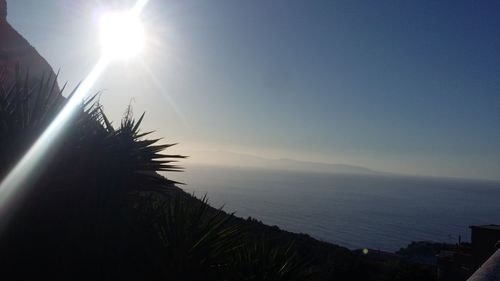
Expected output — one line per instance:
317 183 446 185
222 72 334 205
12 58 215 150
7 0 500 182
176 165 500 252
7 0 500 254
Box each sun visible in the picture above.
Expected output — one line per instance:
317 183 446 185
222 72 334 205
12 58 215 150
100 11 145 60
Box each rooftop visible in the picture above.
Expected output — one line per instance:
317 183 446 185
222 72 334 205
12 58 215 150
470 225 500 231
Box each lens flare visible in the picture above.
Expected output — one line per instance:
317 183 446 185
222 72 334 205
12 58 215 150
0 58 109 230
0 0 150 232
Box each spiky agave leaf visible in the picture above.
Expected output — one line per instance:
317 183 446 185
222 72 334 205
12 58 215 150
231 238 316 281
0 71 68 175
0 71 186 227
130 192 244 280
93 105 186 192
1 68 185 182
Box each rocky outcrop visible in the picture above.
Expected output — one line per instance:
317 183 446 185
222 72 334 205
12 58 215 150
0 0 61 100
0 0 6 20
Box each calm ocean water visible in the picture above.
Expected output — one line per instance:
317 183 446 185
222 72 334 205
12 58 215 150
173 165 500 252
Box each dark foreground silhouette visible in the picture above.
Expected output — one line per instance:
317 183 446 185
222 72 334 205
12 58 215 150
0 75 437 281
0 2 439 279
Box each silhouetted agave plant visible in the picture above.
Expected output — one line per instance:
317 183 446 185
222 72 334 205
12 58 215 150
0 71 185 194
0 73 315 281
0 72 66 171
231 237 316 281
0 72 186 279
131 193 244 280
130 192 316 281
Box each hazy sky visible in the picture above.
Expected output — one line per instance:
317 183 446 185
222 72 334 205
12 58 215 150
6 0 500 180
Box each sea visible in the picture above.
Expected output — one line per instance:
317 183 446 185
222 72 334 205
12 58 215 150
173 165 500 252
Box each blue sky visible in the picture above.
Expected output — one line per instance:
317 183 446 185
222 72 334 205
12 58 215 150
7 0 500 180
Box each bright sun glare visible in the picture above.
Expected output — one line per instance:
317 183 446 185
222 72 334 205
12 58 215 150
0 0 149 233
100 12 145 60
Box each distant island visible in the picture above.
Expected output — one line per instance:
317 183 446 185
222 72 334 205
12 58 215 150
1 1 496 280
186 150 385 175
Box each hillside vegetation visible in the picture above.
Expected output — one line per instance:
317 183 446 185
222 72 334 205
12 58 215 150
0 75 435 281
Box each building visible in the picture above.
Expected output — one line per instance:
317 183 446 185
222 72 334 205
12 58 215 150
437 225 500 281
470 225 500 269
